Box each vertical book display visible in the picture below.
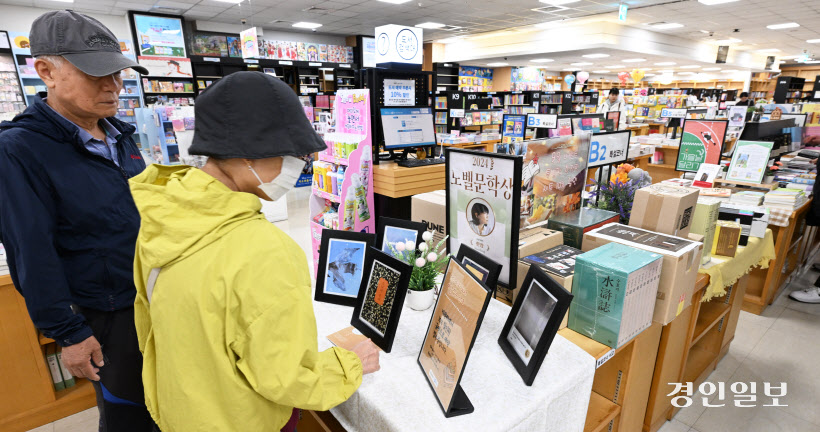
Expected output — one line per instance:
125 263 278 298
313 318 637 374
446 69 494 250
310 89 375 275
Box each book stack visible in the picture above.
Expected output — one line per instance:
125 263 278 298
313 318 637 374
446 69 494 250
0 243 8 275
698 188 733 202
764 188 808 210
785 174 815 193
45 344 76 391
730 191 765 206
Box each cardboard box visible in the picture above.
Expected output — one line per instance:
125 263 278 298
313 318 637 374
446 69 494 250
629 184 699 237
582 223 703 325
690 197 722 265
496 224 563 304
568 243 663 348
411 190 447 252
517 245 584 329
547 207 619 249
713 220 741 257
718 204 769 246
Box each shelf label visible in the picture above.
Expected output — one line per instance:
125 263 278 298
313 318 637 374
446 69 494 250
450 109 465 118
596 349 616 369
660 108 687 118
309 62 322 67
203 57 220 63
279 61 293 65
245 59 259 64
340 64 351 68
526 113 558 129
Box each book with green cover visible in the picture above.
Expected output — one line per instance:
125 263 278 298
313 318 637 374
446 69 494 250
56 348 76 388
46 345 65 391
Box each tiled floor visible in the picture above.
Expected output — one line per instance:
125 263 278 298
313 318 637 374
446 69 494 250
28 196 820 431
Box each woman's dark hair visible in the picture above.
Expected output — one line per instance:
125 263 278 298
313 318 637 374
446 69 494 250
471 203 489 225
739 92 749 98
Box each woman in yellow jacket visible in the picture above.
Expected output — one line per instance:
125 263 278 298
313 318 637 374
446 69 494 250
129 72 380 431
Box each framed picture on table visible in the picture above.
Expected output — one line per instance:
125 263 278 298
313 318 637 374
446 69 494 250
314 230 376 307
498 264 573 386
351 247 413 352
455 244 502 296
376 216 426 260
675 119 729 172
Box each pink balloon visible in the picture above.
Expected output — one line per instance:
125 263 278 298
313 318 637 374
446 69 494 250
577 71 590 84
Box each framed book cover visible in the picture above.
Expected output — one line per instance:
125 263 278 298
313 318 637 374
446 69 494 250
351 247 412 352
498 265 573 386
446 148 522 288
314 230 376 307
675 119 729 172
725 140 774 184
418 258 492 417
455 244 502 295
376 216 426 260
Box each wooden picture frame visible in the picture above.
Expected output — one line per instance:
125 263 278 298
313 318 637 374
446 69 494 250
314 230 376 307
351 247 412 352
498 264 573 386
376 216 427 260
455 244 502 296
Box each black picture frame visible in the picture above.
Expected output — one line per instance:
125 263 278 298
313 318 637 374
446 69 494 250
376 216 427 259
351 247 413 353
445 148 522 290
128 11 188 59
314 230 376 307
498 265 573 386
417 258 492 417
455 244 502 296
674 119 729 172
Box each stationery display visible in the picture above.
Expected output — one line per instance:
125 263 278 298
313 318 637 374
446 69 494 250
418 258 492 417
498 264 572 385
455 244 502 294
314 230 376 307
725 140 775 184
350 247 412 352
675 119 728 172
447 148 522 287
376 216 426 260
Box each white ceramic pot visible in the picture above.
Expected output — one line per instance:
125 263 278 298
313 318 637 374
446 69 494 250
406 288 435 311
764 175 775 184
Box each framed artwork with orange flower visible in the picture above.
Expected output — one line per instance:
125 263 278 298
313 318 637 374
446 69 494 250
351 247 413 352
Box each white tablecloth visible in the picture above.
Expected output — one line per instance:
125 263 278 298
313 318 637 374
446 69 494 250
314 299 596 432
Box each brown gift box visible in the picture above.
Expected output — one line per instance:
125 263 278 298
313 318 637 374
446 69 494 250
629 184 700 238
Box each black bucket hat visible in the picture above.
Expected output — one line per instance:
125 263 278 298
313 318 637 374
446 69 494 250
189 71 327 159
29 10 148 76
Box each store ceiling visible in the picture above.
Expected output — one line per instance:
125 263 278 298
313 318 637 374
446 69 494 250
1 0 818 64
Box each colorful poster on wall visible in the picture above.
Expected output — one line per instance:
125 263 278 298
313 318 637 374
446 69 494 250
458 66 494 92
521 134 591 226
675 120 729 172
336 89 370 135
137 56 192 77
240 27 259 59
511 67 542 91
227 37 241 57
297 42 307 61
319 44 328 62
725 140 774 184
305 43 320 62
192 35 228 57
132 14 186 57
447 149 522 287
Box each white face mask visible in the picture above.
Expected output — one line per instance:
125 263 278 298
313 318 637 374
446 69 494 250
248 156 306 201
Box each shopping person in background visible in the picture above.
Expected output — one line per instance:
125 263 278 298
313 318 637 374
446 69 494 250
735 92 754 106
598 88 628 130
0 10 154 431
129 71 380 432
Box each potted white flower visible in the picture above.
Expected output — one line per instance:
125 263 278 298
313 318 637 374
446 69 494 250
388 231 449 311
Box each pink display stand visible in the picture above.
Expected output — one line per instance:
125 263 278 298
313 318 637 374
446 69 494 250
310 89 375 276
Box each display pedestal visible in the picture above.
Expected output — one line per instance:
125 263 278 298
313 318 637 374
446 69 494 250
445 385 475 418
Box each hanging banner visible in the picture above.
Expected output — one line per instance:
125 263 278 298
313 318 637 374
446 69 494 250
336 89 370 136
588 130 632 168
240 27 259 59
675 120 729 172
383 79 415 106
725 140 775 184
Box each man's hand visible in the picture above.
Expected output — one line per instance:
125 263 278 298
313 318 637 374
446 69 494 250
62 335 104 381
351 339 380 375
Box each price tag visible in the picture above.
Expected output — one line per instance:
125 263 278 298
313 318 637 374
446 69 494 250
203 57 220 63
279 61 293 65
660 108 687 118
309 62 322 67
596 349 616 369
525 113 558 129
245 59 259 64
450 109 465 118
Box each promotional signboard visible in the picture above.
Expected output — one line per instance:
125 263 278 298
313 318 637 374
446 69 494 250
588 131 631 168
725 140 775 184
675 120 729 172
375 25 423 65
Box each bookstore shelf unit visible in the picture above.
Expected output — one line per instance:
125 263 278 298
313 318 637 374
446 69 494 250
773 76 807 103
0 32 26 121
190 55 246 94
432 62 459 91
0 275 95 432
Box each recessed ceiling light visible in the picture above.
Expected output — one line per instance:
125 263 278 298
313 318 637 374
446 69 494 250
571 62 593 66
678 71 695 75
807 39 820 44
680 65 701 69
603 65 625 69
650 22 684 30
416 22 445 29
531 58 554 63
623 58 646 63
767 22 800 30
714 38 742 44
699 30 711 33
655 62 676 66
292 22 322 29
756 48 781 52
582 53 610 58
702 67 721 71
721 69 738 73
562 67 577 71
378 0 412 3
698 0 740 4
539 0 581 5
487 62 508 66
592 70 610 73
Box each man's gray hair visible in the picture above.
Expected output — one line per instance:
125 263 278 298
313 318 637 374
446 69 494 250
35 55 65 69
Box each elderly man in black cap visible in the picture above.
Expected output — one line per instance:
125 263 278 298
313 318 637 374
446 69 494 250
0 10 155 431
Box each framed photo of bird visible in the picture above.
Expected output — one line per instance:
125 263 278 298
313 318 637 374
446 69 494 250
315 229 377 307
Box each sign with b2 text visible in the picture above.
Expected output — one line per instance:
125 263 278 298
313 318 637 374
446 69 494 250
660 108 687 118
375 24 423 65
525 113 558 129
383 79 415 106
588 130 632 168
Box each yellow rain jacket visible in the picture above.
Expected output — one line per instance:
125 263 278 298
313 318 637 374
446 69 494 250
129 165 362 431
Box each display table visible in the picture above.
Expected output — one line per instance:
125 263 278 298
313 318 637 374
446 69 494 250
625 124 650 136
699 228 776 301
312 300 596 432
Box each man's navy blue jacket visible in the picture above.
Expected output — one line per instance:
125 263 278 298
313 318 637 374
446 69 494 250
0 97 146 346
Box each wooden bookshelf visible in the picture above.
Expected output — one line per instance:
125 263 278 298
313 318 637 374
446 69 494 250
0 275 96 431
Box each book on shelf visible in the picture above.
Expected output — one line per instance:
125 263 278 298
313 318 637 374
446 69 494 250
56 347 76 388
435 96 447 109
173 82 184 93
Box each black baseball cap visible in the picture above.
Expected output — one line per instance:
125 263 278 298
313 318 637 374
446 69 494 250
29 10 148 77
189 71 327 159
